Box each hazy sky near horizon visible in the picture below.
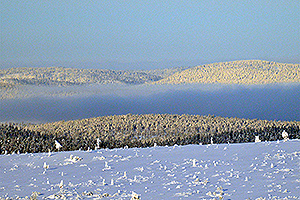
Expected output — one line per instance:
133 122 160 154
1 1 299 69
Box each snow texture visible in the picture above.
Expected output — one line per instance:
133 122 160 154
0 140 300 199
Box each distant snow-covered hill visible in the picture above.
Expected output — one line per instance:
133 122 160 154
1 140 299 199
155 60 300 85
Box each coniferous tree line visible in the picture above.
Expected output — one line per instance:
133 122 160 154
1 114 300 154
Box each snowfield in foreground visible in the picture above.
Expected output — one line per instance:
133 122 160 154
0 140 300 199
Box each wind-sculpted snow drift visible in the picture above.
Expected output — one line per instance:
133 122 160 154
0 140 299 199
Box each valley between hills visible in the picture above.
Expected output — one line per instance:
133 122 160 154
1 60 300 155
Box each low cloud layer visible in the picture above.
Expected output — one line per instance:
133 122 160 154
1 84 299 123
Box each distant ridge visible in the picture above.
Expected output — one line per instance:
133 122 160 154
154 60 300 85
1 60 299 99
1 60 299 88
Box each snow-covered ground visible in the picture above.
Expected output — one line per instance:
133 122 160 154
1 140 299 199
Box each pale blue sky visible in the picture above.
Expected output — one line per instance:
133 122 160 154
1 0 299 69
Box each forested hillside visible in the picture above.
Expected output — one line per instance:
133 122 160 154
0 67 155 88
1 114 300 154
0 66 188 99
2 60 299 88
154 60 300 84
0 66 190 89
1 60 299 99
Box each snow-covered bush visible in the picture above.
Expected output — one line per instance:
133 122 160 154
255 136 261 143
55 140 62 151
282 130 289 141
131 191 141 200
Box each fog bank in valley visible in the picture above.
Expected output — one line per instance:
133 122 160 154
0 84 299 123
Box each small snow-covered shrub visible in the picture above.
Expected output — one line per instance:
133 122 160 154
43 162 49 169
55 140 62 151
131 191 141 200
30 191 40 200
282 130 289 141
255 136 261 143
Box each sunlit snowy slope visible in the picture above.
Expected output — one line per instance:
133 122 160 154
1 140 299 199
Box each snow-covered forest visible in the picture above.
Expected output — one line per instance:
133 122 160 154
1 114 300 154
